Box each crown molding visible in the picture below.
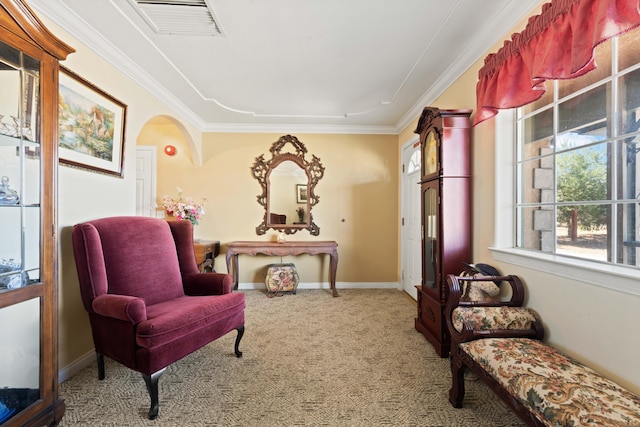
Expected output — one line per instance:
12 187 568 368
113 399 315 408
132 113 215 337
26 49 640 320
201 122 399 135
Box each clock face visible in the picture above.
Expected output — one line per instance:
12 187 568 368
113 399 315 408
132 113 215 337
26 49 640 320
424 131 438 175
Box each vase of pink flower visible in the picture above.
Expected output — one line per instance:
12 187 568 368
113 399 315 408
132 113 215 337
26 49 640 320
162 187 205 225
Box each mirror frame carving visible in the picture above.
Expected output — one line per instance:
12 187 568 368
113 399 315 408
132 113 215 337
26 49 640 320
252 134 324 235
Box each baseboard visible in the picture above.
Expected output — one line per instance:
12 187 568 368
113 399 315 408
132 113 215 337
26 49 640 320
237 281 401 291
59 350 95 383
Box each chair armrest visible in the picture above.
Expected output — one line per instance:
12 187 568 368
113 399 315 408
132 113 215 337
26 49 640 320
182 272 233 296
92 294 147 323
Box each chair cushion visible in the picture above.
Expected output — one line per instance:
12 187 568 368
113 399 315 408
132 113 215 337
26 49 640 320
460 338 640 426
451 306 539 333
137 292 245 349
90 217 185 305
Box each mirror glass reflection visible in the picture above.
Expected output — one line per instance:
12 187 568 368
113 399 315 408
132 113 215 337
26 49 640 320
268 160 308 227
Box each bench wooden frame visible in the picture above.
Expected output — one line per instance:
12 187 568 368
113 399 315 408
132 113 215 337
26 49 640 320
445 274 546 426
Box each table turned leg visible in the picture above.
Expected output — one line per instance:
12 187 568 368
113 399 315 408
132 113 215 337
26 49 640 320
225 252 240 290
330 250 339 297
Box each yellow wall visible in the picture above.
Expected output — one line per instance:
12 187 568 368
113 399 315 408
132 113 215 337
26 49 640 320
138 127 399 284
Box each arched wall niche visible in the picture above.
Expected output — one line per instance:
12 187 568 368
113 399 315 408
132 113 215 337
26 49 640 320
138 115 202 166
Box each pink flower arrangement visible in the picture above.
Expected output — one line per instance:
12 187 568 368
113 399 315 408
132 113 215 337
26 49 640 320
162 187 205 225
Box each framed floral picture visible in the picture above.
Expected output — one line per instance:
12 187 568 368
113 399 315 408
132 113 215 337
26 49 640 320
58 66 127 177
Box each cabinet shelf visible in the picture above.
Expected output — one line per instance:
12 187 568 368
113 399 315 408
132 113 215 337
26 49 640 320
0 133 39 147
0 204 40 208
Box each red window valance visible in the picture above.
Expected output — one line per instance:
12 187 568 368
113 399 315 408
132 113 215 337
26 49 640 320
474 0 640 126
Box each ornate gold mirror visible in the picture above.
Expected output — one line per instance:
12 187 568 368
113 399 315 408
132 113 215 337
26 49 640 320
252 135 324 235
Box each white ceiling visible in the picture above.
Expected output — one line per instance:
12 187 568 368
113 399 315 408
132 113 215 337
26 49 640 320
29 0 539 134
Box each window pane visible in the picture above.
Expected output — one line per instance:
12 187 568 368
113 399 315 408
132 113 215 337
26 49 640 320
619 28 640 71
558 39 612 99
556 144 609 203
556 204 609 262
517 206 554 252
617 202 640 265
519 158 554 204
523 80 554 114
617 137 640 200
520 134 553 161
407 150 420 174
521 109 553 146
618 68 640 136
558 84 609 136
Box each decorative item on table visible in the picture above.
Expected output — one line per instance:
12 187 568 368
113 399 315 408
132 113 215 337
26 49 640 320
0 176 19 205
0 259 28 289
162 187 205 225
296 206 305 222
277 232 287 244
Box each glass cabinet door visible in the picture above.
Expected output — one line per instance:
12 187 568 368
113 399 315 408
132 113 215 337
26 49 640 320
0 298 40 422
0 39 42 424
0 40 41 292
422 181 438 292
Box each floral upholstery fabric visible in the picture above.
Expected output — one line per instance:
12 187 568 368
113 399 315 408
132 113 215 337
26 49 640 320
265 263 299 294
460 338 640 426
452 306 539 333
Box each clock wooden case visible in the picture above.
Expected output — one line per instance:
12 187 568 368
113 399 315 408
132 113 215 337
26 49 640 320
414 107 472 358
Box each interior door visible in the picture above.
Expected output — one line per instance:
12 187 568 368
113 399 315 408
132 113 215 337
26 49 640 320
135 146 156 217
401 139 421 300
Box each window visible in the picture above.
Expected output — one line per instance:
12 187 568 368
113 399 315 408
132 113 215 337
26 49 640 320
515 29 640 268
407 150 421 175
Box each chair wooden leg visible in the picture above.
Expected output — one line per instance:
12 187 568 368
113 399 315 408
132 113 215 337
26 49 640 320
96 353 105 380
143 368 166 420
235 325 244 358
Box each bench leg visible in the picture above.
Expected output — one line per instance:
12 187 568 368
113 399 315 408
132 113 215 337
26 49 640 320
448 347 466 408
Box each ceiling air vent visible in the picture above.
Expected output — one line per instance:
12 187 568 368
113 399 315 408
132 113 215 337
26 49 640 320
131 0 223 36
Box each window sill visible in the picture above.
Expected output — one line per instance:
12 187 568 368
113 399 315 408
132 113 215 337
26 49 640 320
489 247 640 297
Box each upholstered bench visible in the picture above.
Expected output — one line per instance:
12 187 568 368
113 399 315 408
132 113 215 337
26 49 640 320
445 274 640 426
449 337 640 426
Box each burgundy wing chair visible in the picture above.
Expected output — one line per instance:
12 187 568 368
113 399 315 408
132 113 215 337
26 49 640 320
71 216 245 420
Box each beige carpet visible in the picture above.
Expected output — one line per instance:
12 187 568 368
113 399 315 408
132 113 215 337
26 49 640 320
58 289 525 426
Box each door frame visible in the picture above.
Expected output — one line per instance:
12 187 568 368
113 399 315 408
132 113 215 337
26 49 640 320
135 145 157 217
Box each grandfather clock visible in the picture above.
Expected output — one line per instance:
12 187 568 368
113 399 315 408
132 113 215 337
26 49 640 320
414 107 472 358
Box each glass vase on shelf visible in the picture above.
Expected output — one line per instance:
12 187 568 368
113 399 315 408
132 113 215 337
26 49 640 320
0 176 19 205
